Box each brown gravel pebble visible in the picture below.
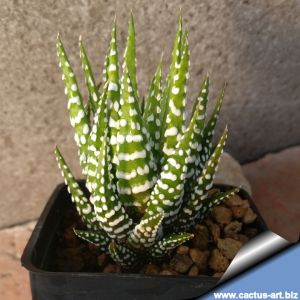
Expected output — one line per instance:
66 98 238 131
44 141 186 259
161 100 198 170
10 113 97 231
243 208 257 224
160 269 179 276
224 221 242 238
192 225 209 250
205 219 221 242
189 248 209 270
188 265 199 276
217 238 243 260
176 245 190 255
231 205 248 219
169 254 193 274
97 253 109 269
144 263 160 275
209 249 229 272
103 264 121 273
212 206 232 225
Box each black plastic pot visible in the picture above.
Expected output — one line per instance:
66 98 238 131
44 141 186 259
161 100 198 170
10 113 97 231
21 182 267 300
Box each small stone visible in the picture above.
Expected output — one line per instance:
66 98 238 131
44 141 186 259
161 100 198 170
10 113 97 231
224 221 242 238
189 248 209 270
231 205 248 219
97 253 109 269
192 225 209 250
103 264 121 273
243 208 257 224
209 249 229 272
217 238 243 260
144 263 160 275
225 194 246 207
212 206 232 225
169 254 193 274
160 269 179 276
176 245 189 255
188 264 199 276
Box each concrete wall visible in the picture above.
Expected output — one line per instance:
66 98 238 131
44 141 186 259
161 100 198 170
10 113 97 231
1 0 300 227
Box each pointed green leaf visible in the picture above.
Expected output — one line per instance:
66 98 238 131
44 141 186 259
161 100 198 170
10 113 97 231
108 240 139 268
160 15 183 133
162 30 189 163
123 13 138 96
85 83 108 192
127 212 164 249
116 63 156 211
143 58 163 164
184 76 209 194
79 36 99 114
93 132 134 240
175 127 228 230
106 20 121 162
149 233 193 259
73 229 110 252
199 85 226 168
144 82 205 225
196 188 239 223
56 35 90 173
54 146 98 230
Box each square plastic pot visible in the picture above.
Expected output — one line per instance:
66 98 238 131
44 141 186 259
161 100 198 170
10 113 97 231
21 182 268 300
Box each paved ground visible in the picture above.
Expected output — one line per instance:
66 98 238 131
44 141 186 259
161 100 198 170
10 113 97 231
0 146 299 299
242 146 300 242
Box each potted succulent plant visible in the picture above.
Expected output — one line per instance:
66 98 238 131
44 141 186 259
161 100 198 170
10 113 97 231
22 14 267 300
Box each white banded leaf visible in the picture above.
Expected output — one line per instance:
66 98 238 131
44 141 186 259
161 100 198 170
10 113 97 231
93 133 133 240
73 229 110 252
199 85 226 167
143 58 163 164
149 233 193 259
54 147 98 229
175 127 228 230
123 13 138 97
196 188 239 224
108 240 139 268
116 63 156 210
160 16 183 137
106 20 121 161
184 76 209 195
127 212 164 250
85 83 109 193
79 36 99 114
162 30 189 162
56 35 90 172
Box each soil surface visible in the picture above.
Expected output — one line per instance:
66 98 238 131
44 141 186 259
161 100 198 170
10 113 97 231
51 189 262 277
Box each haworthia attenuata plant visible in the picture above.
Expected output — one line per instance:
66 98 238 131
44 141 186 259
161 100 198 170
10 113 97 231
55 14 239 268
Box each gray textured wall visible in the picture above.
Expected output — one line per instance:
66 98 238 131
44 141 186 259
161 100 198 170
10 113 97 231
1 0 300 227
